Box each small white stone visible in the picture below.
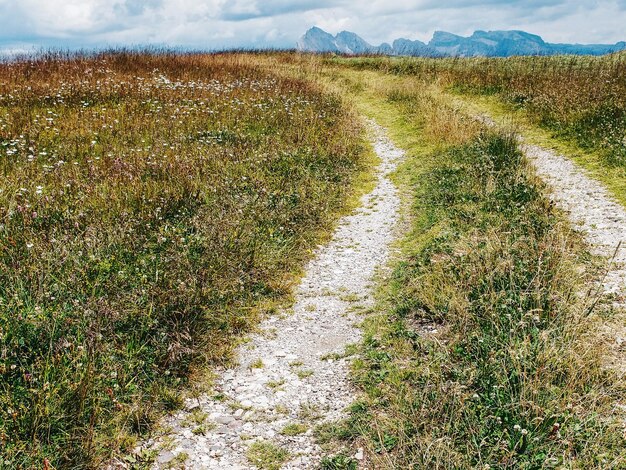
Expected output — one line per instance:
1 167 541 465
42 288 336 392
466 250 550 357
215 415 234 425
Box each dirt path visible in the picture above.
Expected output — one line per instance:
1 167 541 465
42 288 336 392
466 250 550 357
521 143 626 306
145 122 404 469
472 109 626 306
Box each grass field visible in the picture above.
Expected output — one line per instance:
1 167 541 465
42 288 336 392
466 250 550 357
332 54 626 206
1 50 625 469
0 51 368 468
335 54 626 164
317 65 625 468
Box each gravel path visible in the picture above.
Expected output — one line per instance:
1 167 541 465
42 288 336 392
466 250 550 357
144 122 404 469
474 110 626 304
521 143 626 305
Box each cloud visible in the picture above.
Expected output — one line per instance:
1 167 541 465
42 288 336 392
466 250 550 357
0 0 624 52
417 0 565 8
220 0 343 21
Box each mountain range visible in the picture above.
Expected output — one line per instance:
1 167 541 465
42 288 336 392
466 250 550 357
297 27 626 57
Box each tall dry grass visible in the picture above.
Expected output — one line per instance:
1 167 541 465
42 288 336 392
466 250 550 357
0 51 366 468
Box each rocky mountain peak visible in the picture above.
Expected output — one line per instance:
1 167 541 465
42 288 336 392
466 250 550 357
297 26 626 57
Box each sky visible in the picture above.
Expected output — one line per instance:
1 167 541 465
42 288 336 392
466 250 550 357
1 0 625 54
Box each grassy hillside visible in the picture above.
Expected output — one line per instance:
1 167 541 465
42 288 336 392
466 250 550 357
329 55 626 209
336 54 626 165
0 52 367 468
318 67 625 468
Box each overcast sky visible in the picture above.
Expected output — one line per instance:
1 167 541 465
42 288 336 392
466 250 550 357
1 0 625 54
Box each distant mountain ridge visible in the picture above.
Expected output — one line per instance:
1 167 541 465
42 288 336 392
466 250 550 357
297 27 626 57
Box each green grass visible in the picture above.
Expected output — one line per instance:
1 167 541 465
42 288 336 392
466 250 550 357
442 90 626 207
320 453 358 469
3 50 625 470
295 369 314 379
321 64 626 468
0 52 369 468
280 422 308 436
250 359 265 369
331 54 626 206
246 441 290 470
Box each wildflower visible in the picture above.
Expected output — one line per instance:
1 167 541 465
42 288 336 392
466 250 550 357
26 243 34 249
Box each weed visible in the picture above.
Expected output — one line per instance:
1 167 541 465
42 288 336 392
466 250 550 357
165 452 188 469
246 441 290 470
295 369 314 379
280 422 308 436
339 293 361 303
298 402 322 421
320 344 358 361
266 379 285 390
320 454 358 470
191 425 209 436
250 359 265 369
181 410 208 427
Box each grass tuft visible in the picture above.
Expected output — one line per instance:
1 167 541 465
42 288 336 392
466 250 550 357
246 440 290 470
280 422 308 436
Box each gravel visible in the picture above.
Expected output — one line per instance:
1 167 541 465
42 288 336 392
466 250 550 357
143 122 405 469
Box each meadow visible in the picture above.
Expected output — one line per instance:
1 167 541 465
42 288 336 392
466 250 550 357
316 64 625 468
1 50 625 469
0 51 366 468
336 53 626 167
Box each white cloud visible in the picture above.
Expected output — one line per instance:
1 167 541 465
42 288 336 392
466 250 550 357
0 0 624 51
12 0 126 35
